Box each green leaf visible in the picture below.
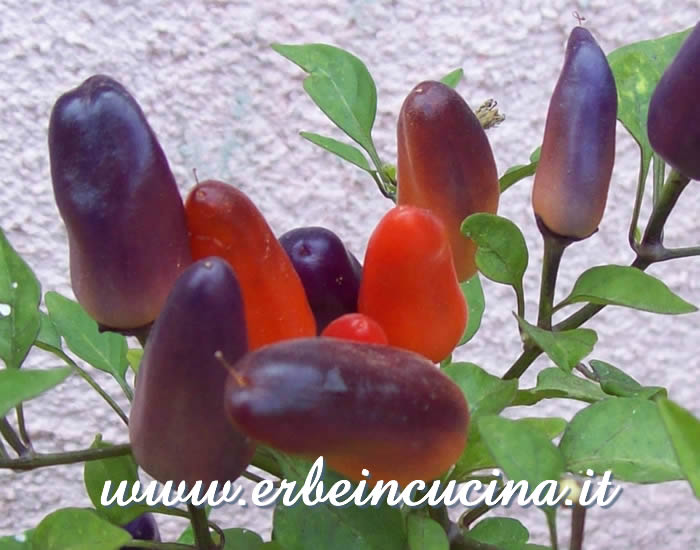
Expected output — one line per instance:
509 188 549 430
83 436 146 524
560 397 682 483
406 515 449 550
498 147 541 193
516 316 597 372
518 417 567 440
461 214 528 289
300 132 372 172
220 528 264 550
477 416 565 488
439 68 464 89
126 349 143 374
608 28 693 173
469 518 529 548
559 265 696 314
452 417 563 480
0 228 41 369
513 368 608 406
589 360 666 399
657 398 700 499
0 530 33 549
36 311 61 349
272 453 406 550
273 43 377 154
32 508 131 550
0 367 72 417
45 292 128 381
458 275 485 345
443 362 517 418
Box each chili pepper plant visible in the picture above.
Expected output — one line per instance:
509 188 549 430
0 20 699 550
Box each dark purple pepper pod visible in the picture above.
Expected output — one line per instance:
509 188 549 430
279 226 362 333
121 513 160 549
648 23 700 181
532 27 618 239
48 75 192 330
129 257 255 488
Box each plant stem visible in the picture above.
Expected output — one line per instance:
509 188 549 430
187 503 215 550
502 170 690 379
0 418 27 456
501 345 541 380
628 153 648 250
641 170 691 246
15 405 32 450
0 443 131 471
35 341 130 425
569 504 586 550
652 154 665 207
536 220 571 330
546 509 559 550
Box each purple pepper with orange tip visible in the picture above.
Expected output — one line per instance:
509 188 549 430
647 22 700 181
397 80 499 281
224 338 469 486
532 27 618 239
129 257 255 488
48 75 191 330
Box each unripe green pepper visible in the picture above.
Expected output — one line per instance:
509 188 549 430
129 258 255 488
397 80 499 281
224 338 469 486
647 23 700 181
532 27 618 239
48 75 191 330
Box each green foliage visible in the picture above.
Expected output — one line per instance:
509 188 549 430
407 515 449 550
83 436 146 524
0 366 72 417
657 398 700 499
499 147 541 193
0 228 41 369
273 43 379 159
608 27 693 174
272 453 407 550
560 397 683 483
300 132 372 172
439 68 464 89
31 508 131 550
461 213 528 291
558 265 697 314
589 360 666 399
513 368 608 406
45 292 129 391
469 517 529 548
516 316 597 372
477 416 565 490
459 275 485 345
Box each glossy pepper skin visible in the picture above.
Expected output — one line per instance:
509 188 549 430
185 181 316 349
279 226 362 333
48 75 191 329
358 206 467 362
129 258 255 488
397 80 499 281
532 27 618 239
225 338 469 486
121 513 160 550
647 23 700 181
321 312 388 344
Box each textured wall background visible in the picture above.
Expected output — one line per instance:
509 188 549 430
1 0 699 547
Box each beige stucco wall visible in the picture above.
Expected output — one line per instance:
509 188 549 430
1 0 699 547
